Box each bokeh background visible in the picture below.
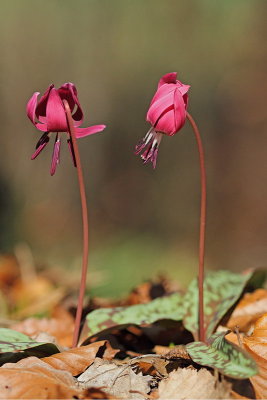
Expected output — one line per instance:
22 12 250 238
0 0 266 297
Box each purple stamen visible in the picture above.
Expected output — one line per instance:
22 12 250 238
31 132 50 160
50 134 61 176
135 129 162 168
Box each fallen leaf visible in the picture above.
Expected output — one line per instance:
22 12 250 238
12 313 74 347
10 278 65 319
0 255 20 291
227 289 267 332
243 313 267 399
0 356 82 399
78 357 151 399
157 367 231 399
42 341 118 376
186 331 258 379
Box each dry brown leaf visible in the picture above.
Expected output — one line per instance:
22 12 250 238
157 367 231 399
243 313 267 399
10 277 65 318
0 356 82 399
0 255 20 291
78 357 151 399
11 311 74 347
42 341 118 376
227 289 267 332
132 355 169 378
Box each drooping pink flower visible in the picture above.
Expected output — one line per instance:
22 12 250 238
27 83 106 175
135 72 190 168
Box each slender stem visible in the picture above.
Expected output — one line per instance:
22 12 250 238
63 99 89 348
186 111 207 343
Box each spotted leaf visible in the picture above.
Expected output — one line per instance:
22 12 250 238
186 331 258 379
86 293 184 337
183 269 265 340
0 328 59 355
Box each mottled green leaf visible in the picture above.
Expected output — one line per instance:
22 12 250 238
86 293 184 337
0 328 59 354
183 269 265 339
186 331 258 379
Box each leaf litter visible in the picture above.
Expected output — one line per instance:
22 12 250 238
0 262 267 399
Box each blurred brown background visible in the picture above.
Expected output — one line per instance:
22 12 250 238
0 0 266 296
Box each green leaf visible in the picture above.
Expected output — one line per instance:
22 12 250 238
186 331 258 379
86 293 184 337
0 328 59 354
183 269 265 339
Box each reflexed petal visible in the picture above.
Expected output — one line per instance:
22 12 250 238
35 84 54 120
75 124 106 138
26 92 39 123
26 92 48 132
46 89 68 132
158 72 177 88
58 83 84 127
50 134 61 176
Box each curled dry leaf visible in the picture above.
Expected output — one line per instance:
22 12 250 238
7 271 66 320
243 313 267 399
42 340 117 376
0 356 82 399
12 308 74 347
227 289 267 332
157 367 231 399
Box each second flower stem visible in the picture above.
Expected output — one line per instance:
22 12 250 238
63 99 89 348
186 111 207 343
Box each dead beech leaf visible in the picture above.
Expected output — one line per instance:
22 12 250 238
243 313 267 399
12 314 74 347
157 367 231 399
42 341 118 376
0 356 82 399
78 357 151 399
227 289 267 332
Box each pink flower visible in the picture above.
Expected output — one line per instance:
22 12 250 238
135 72 190 168
27 83 106 175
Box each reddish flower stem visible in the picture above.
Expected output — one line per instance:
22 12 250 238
186 111 207 343
63 100 89 348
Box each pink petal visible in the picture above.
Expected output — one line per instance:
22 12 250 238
75 124 106 138
35 84 54 120
155 89 186 135
146 90 175 127
46 88 68 132
178 83 190 97
26 92 48 132
148 84 176 110
157 72 177 88
173 88 187 132
57 83 84 127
